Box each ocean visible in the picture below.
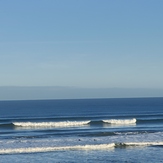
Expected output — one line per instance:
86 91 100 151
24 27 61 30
0 98 163 163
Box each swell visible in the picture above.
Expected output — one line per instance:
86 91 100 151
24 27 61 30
12 118 136 128
137 118 163 124
0 123 14 128
1 118 163 129
1 112 162 122
80 130 155 137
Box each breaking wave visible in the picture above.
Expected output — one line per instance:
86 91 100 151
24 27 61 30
5 117 163 129
13 119 136 128
103 118 136 125
1 118 137 129
117 142 163 147
13 121 90 128
1 141 163 154
0 144 115 154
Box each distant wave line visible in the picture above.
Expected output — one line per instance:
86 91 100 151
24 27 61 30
6 118 163 128
11 119 137 128
5 117 163 129
13 118 136 128
3 118 163 129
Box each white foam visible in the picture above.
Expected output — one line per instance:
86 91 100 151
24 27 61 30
0 143 115 154
103 118 136 125
1 141 163 154
124 142 163 146
1 135 163 155
13 121 90 128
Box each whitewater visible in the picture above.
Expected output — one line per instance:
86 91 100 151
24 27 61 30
0 98 163 162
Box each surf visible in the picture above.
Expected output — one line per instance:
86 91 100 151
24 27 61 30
103 118 137 125
13 121 90 128
1 141 163 154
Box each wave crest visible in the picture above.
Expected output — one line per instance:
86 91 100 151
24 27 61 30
13 121 90 128
103 118 136 125
0 143 115 154
1 141 163 154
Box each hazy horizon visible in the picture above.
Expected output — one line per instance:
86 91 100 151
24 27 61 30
0 86 163 101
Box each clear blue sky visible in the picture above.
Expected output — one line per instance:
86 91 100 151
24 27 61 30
0 0 163 99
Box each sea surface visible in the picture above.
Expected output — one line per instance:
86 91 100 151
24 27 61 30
0 98 163 163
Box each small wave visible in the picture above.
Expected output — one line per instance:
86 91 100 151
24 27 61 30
138 118 163 124
0 144 115 154
81 131 117 137
13 121 90 128
103 118 136 125
0 123 14 128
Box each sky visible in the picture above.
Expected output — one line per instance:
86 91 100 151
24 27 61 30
0 0 163 100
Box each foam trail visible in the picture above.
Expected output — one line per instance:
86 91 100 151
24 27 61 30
1 142 163 154
123 142 163 146
103 118 136 125
0 144 115 154
13 121 90 128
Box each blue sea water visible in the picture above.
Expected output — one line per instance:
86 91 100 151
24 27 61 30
0 98 163 162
